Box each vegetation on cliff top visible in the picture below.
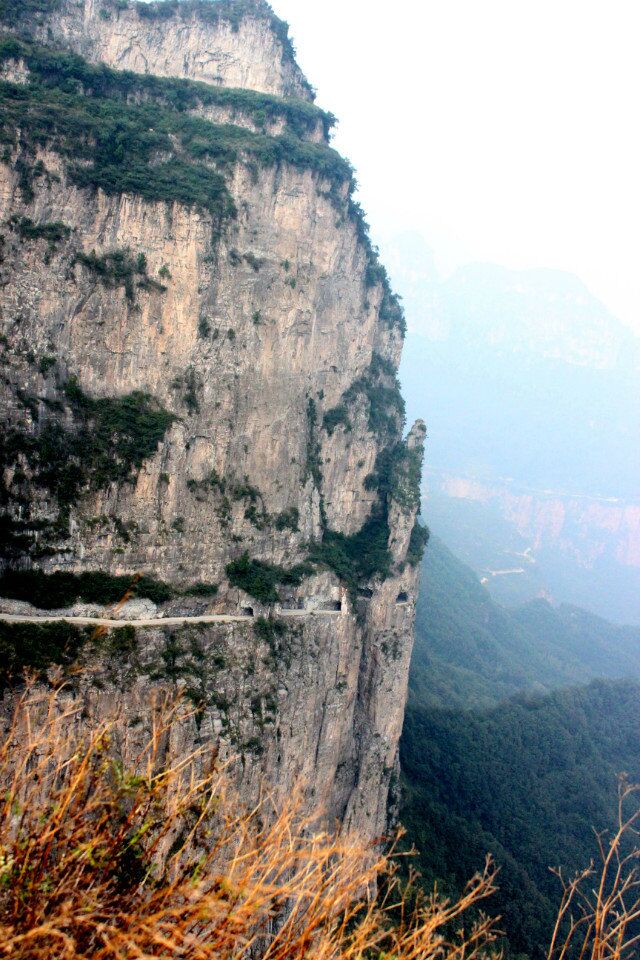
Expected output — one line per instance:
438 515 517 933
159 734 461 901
0 38 346 222
1 0 307 92
0 37 333 140
0 0 60 26
226 552 313 604
0 35 405 334
129 0 309 91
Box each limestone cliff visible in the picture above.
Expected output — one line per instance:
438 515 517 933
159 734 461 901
0 0 427 838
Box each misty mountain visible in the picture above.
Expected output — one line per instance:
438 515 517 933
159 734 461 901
385 234 640 622
410 535 640 709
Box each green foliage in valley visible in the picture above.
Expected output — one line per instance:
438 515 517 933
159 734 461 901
401 680 640 960
409 536 640 710
401 535 640 959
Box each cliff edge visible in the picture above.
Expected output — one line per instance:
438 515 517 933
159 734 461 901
0 0 427 838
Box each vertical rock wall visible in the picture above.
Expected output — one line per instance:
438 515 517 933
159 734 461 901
0 0 426 838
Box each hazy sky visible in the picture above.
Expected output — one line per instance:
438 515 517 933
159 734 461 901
272 0 640 334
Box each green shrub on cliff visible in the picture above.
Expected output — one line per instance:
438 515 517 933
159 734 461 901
308 512 392 602
0 620 87 689
406 520 429 566
226 552 312 604
0 0 60 26
0 569 173 609
0 40 346 219
10 215 71 249
0 36 333 140
322 353 405 442
0 381 175 547
74 248 166 301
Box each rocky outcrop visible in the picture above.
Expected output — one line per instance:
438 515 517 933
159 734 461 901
0 0 425 839
23 0 313 99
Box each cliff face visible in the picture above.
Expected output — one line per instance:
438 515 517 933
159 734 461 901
0 0 426 837
28 0 313 98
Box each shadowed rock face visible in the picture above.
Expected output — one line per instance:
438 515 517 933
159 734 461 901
0 0 425 838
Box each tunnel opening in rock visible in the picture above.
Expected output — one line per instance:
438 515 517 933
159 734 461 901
396 592 409 604
280 598 304 610
319 599 342 612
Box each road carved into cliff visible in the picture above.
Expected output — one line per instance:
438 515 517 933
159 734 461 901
0 610 343 628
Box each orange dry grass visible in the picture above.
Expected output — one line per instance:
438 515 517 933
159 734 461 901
0 682 501 960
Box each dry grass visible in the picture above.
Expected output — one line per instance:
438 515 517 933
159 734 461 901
2 681 637 960
0 681 501 960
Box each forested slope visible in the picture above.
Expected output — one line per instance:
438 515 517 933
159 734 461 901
410 536 640 709
401 537 640 958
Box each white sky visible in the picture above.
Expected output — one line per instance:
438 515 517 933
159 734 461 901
273 0 640 333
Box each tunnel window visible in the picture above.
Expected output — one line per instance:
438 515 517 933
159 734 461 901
280 598 304 610
396 592 409 604
241 606 254 617
319 599 342 612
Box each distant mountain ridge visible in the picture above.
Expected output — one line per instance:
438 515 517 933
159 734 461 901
386 233 640 623
410 535 640 709
422 262 635 369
